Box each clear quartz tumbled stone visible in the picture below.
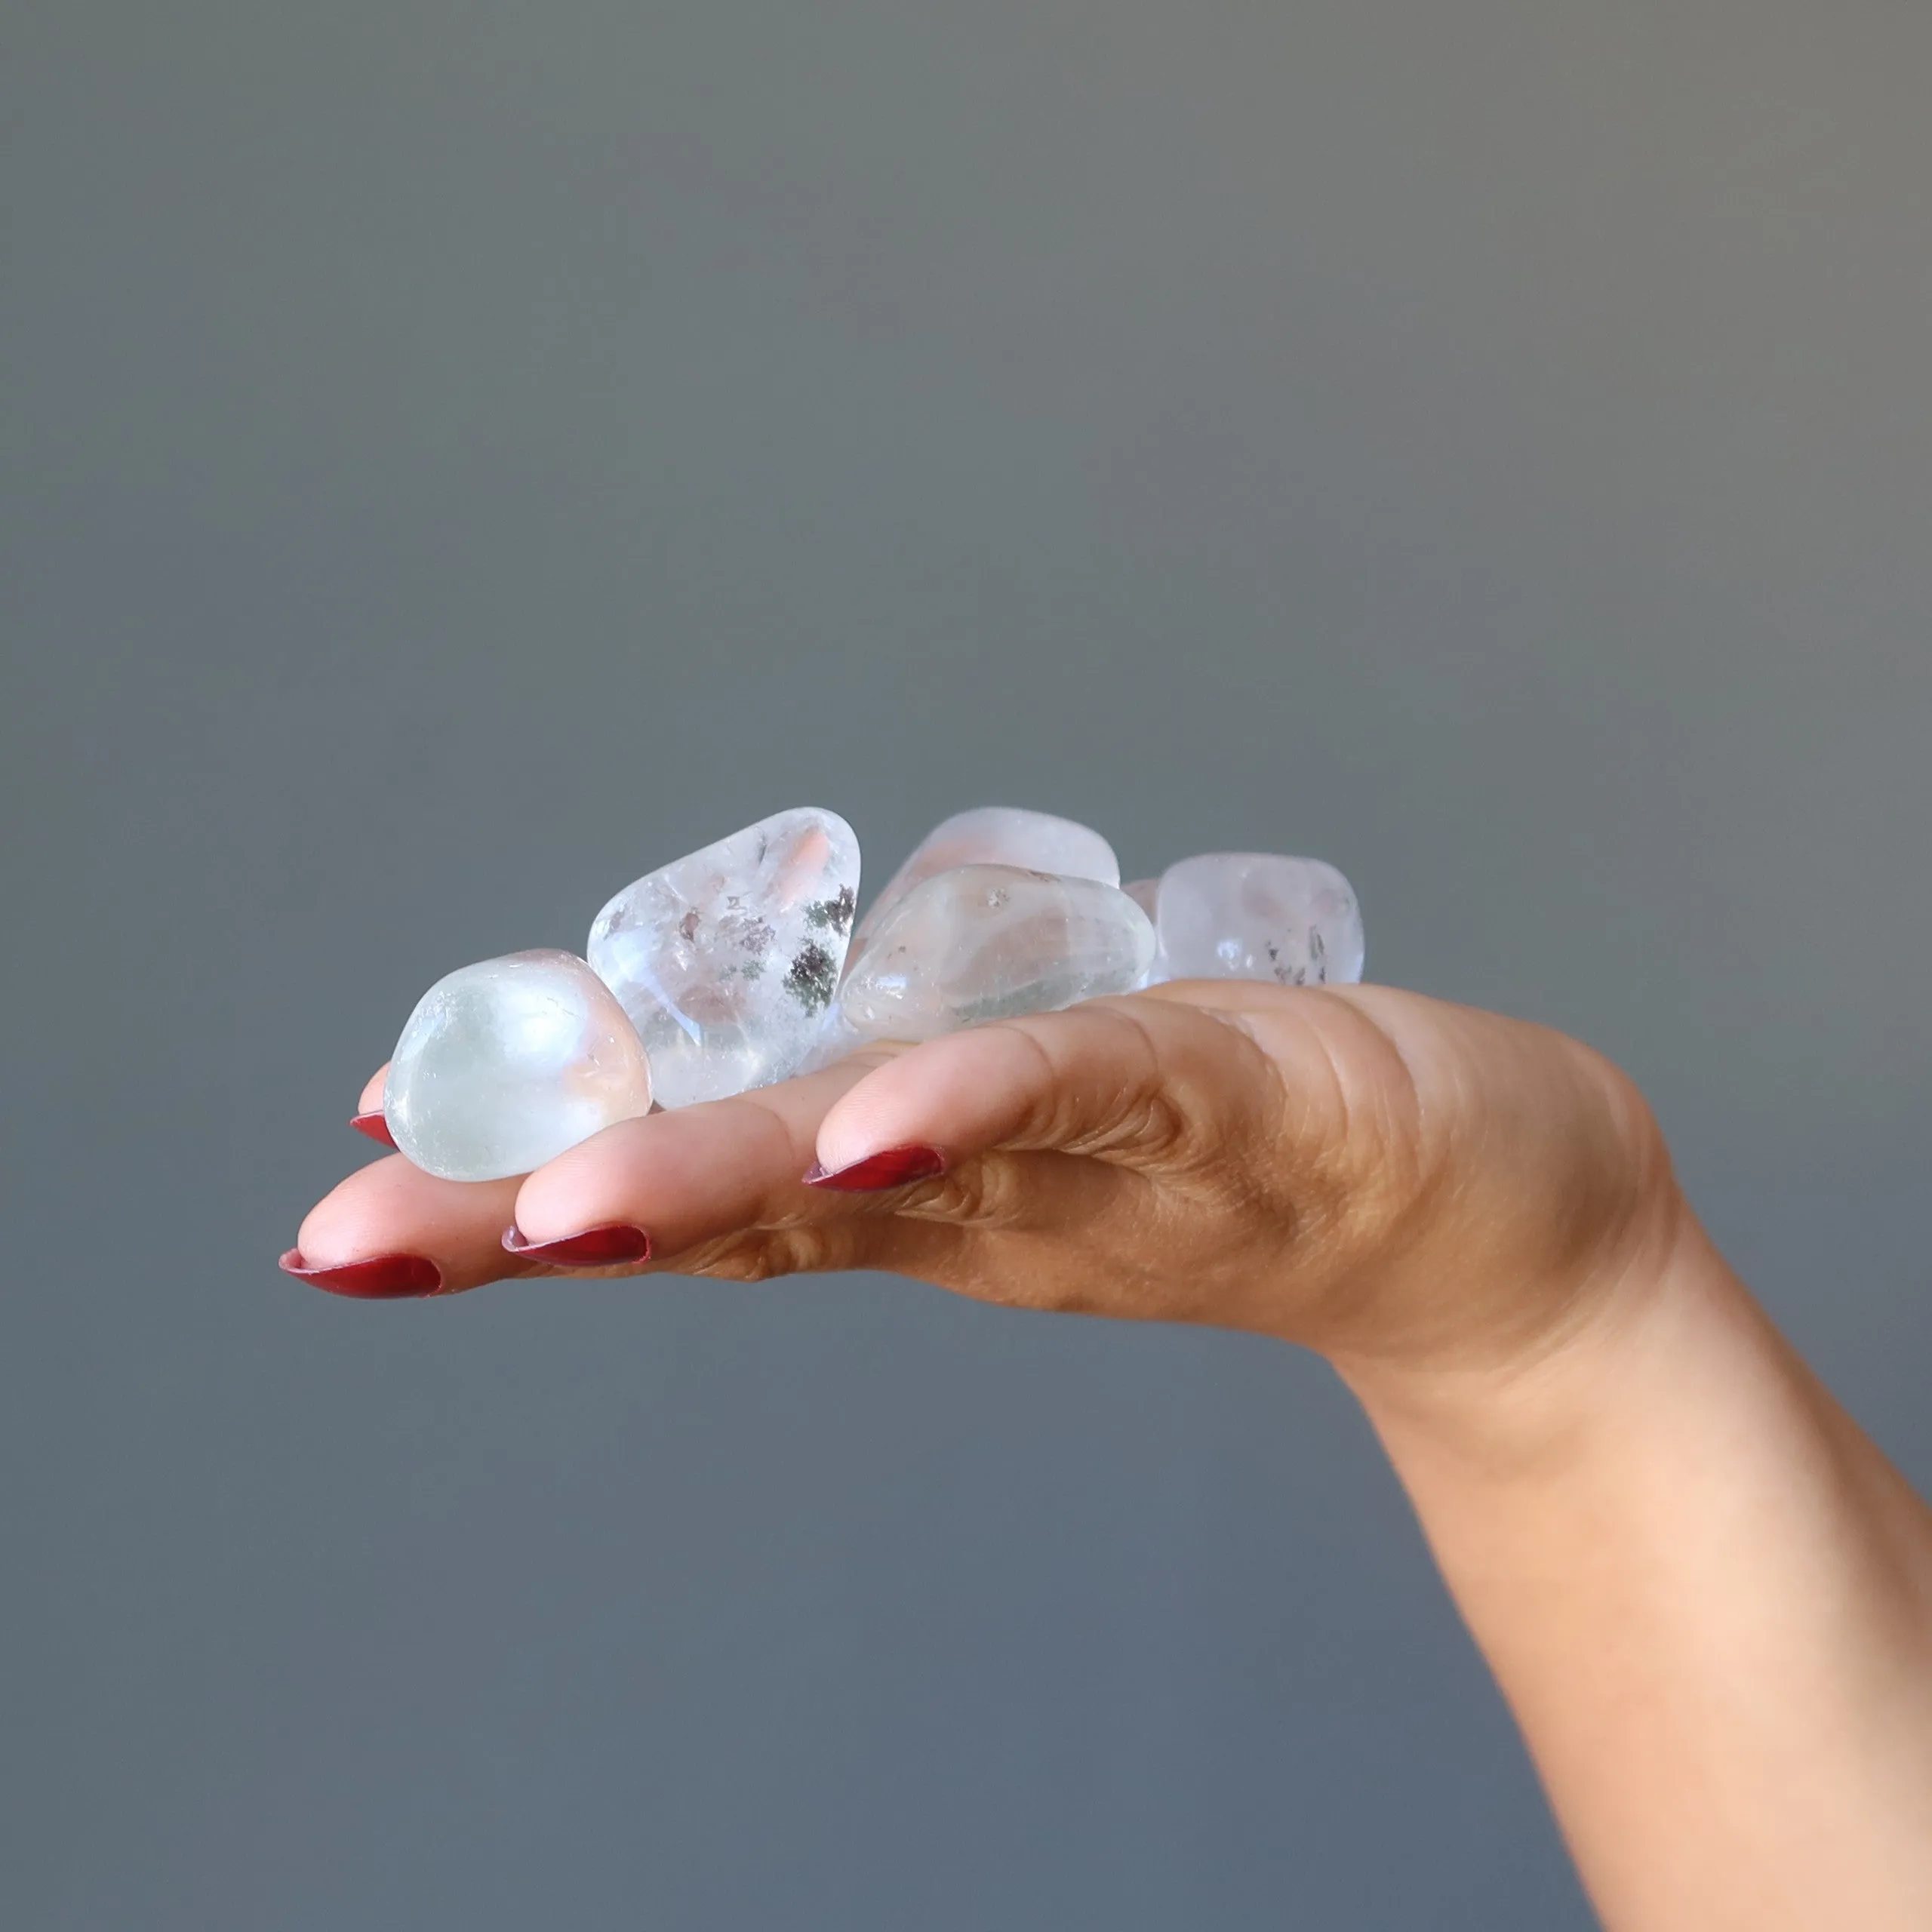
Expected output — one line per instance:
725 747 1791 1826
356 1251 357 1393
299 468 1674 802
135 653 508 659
587 807 860 1108
851 807 1119 958
838 864 1155 1044
383 950 654 1183
1153 854 1364 987
1121 878 1168 986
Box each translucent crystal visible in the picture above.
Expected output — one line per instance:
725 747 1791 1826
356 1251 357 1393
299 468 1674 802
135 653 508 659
1121 878 1168 986
384 950 654 1183
1153 854 1364 986
838 864 1155 1043
587 807 860 1108
852 807 1118 958
793 1004 867 1077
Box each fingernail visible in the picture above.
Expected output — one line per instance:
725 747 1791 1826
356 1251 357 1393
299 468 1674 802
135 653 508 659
279 1248 444 1300
502 1223 653 1266
350 1112 398 1149
803 1145 946 1192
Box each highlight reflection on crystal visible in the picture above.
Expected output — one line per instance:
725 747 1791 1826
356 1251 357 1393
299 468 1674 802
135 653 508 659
384 950 654 1182
851 807 1118 958
838 864 1155 1044
1152 854 1364 987
588 807 860 1108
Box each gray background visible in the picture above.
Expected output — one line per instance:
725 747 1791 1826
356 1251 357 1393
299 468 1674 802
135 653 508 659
5 2 1929 1925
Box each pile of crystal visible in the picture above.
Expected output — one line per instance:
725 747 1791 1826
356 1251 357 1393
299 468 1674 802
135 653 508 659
376 804 1363 1182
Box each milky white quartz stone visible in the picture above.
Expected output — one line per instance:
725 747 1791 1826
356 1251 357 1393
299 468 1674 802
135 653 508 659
383 950 654 1183
838 864 1155 1044
1153 854 1364 986
851 807 1119 958
587 807 860 1108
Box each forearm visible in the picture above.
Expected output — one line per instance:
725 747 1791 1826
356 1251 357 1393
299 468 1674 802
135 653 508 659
1338 1213 1932 1931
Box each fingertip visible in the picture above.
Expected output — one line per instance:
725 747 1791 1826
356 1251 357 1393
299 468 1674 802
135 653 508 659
509 1069 874 1258
290 1156 528 1294
811 1028 1032 1174
508 1115 657 1245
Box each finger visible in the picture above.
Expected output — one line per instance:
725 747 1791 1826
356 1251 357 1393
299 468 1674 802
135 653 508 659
810 992 1288 1181
350 1063 395 1146
509 1048 932 1275
285 1153 534 1298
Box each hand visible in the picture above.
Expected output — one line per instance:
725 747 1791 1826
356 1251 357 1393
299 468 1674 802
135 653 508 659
289 981 1681 1386
286 983 1932 1930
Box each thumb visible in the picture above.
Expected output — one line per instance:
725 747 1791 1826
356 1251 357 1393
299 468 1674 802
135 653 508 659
808 992 1285 1185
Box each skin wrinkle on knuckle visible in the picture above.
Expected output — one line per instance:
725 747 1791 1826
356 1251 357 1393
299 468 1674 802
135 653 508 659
1187 1002 1414 1334
1085 1004 1196 1164
1171 1006 1299 1177
1312 1001 1436 1228
989 1005 1192 1168
680 1220 851 1282
897 1158 1030 1233
688 1185 997 1283
975 1020 1078 1151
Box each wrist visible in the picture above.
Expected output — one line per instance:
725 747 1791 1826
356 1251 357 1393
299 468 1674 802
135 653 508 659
1326 1177 1705 1483
1334 1201 1932 1931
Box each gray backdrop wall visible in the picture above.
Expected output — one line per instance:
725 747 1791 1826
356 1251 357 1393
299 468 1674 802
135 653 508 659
5 3 1929 1926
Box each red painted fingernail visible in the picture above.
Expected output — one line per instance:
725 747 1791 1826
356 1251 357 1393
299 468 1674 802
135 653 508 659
279 1248 444 1299
350 1112 398 1149
803 1145 946 1192
502 1223 653 1266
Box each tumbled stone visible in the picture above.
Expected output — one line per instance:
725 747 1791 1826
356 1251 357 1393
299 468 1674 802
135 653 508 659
851 807 1118 958
838 864 1155 1043
1152 854 1364 986
588 807 860 1108
1121 878 1168 986
384 950 654 1183
792 1004 867 1077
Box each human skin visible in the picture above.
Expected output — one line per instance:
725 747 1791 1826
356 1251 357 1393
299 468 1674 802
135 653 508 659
288 983 1932 1929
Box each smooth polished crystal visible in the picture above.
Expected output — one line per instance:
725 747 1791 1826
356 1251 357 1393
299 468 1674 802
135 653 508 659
1122 878 1167 986
1153 854 1364 986
838 864 1155 1043
793 1004 867 1077
851 807 1119 958
384 950 654 1182
588 807 860 1108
